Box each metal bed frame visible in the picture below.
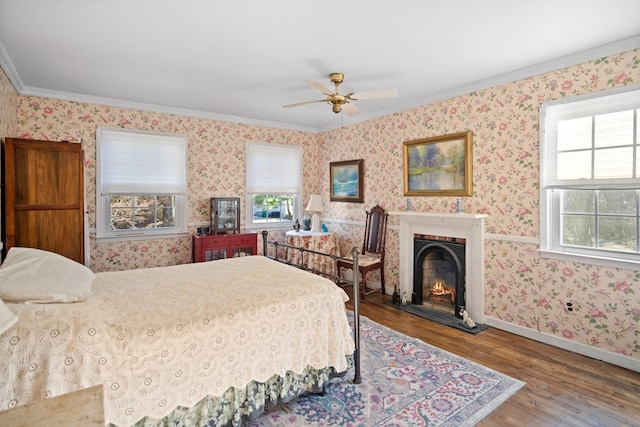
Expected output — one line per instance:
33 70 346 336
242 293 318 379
261 230 361 384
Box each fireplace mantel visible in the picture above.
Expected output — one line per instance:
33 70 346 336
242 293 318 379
389 211 487 323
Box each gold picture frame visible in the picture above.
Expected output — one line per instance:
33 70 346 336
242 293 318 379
330 159 364 203
403 131 473 196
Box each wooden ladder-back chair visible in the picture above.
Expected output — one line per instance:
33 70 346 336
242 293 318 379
338 204 388 299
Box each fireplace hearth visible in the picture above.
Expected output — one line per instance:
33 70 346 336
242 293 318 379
384 300 489 334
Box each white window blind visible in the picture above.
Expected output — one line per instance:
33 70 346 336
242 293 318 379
246 141 302 194
98 127 187 195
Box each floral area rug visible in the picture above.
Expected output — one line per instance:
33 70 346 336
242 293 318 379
249 315 525 427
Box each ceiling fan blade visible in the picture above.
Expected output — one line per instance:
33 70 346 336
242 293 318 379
283 99 326 108
342 102 359 116
305 80 333 95
349 89 399 100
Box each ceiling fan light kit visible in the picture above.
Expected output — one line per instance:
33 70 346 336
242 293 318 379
283 72 398 116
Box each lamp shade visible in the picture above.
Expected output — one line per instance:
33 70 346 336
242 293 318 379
306 194 323 213
306 195 323 232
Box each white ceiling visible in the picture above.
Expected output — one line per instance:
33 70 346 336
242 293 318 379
1 0 639 133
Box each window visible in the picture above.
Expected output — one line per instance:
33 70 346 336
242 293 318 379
96 127 188 241
245 141 302 229
540 85 640 268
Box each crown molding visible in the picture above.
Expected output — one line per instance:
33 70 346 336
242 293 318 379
2 36 638 134
17 86 319 134
0 40 24 92
318 36 640 132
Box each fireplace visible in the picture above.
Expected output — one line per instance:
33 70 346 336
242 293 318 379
390 211 487 324
413 235 465 318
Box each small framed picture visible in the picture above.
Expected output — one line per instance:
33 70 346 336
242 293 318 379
330 159 364 203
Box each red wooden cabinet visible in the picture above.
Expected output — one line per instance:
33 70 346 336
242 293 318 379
192 232 257 262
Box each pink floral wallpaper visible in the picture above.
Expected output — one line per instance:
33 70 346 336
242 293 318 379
0 67 19 150
1 49 639 363
319 50 640 361
11 100 321 269
0 67 19 236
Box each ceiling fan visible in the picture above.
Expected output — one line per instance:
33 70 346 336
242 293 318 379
283 73 398 116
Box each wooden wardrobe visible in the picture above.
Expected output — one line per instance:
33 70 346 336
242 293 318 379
2 138 85 263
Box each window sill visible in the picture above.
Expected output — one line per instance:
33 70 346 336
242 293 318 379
540 249 640 271
245 223 294 231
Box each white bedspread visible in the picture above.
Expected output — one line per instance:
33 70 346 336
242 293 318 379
0 256 355 425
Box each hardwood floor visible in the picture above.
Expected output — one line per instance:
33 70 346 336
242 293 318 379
345 291 640 427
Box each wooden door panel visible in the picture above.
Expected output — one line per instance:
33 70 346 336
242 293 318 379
3 138 84 264
14 144 82 205
15 210 83 262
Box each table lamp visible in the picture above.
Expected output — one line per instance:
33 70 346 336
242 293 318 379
306 194 324 232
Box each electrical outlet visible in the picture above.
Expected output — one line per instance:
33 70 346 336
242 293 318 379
566 301 574 312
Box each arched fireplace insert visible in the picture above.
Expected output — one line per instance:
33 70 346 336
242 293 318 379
412 235 465 318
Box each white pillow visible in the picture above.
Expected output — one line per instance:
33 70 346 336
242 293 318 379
0 247 95 303
0 298 17 334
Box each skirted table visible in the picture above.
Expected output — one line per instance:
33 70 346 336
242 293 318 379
285 230 339 276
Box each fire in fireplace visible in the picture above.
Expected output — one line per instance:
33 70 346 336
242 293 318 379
413 235 466 318
427 280 455 307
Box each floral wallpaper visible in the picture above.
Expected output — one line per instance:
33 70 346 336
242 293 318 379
1 48 639 363
0 67 19 139
319 50 640 361
0 67 19 238
10 100 321 270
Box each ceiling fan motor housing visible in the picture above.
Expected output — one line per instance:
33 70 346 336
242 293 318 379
329 73 347 113
283 72 397 116
329 73 344 85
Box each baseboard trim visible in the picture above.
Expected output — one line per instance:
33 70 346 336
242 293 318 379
484 316 640 373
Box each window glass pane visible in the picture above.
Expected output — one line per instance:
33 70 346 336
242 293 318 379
251 194 295 223
594 110 634 148
557 117 592 151
157 196 176 227
135 195 155 206
562 190 595 213
111 195 133 206
598 216 636 252
557 151 592 180
598 190 636 215
111 207 133 230
158 208 176 227
109 195 177 231
134 207 154 229
561 215 595 247
637 109 640 177
593 147 633 179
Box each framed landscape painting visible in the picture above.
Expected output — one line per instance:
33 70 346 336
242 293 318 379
330 159 363 202
403 131 473 197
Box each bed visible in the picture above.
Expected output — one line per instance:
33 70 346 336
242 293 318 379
0 241 362 426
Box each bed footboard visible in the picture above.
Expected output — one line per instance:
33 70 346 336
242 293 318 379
261 230 361 384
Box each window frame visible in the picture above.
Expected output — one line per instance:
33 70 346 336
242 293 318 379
244 141 302 230
540 84 640 270
96 127 189 242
